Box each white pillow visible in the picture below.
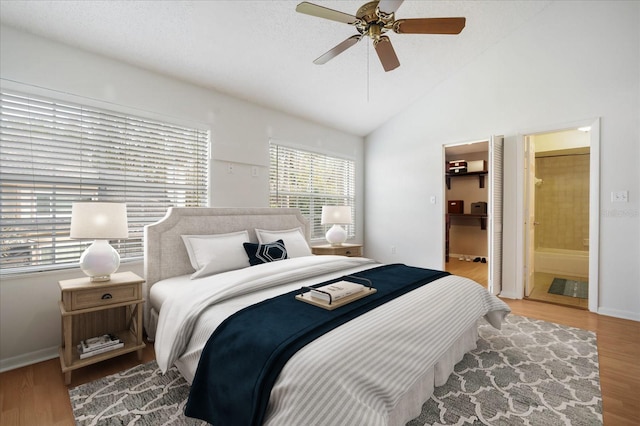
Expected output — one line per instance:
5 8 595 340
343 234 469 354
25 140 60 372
255 227 312 258
181 231 250 279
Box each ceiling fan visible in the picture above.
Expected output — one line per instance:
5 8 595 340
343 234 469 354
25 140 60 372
296 0 466 72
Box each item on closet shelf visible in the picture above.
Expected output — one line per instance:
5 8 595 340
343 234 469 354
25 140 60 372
467 160 487 173
471 202 487 214
465 256 471 262
448 200 464 214
481 258 487 263
450 167 467 174
447 160 468 175
447 160 467 169
473 257 481 262
458 255 465 261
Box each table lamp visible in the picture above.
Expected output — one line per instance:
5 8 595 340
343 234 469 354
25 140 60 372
70 202 129 282
321 206 352 246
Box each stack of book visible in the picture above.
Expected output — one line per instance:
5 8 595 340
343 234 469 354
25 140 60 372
447 160 467 174
77 333 124 359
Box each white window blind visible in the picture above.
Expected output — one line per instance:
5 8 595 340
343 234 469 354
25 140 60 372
0 90 209 274
269 142 355 239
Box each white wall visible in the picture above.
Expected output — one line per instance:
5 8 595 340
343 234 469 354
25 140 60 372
365 1 639 320
0 25 364 370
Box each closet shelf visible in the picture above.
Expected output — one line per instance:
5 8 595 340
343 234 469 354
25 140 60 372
447 213 488 230
446 171 487 190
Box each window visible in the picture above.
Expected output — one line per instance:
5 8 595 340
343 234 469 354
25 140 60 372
269 142 355 240
0 90 209 274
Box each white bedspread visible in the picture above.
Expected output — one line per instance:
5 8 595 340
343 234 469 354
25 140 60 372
153 256 510 425
155 256 378 372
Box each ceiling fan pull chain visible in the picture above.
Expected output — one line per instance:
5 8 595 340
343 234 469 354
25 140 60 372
367 41 370 103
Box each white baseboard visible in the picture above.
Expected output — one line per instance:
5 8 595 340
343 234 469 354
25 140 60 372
0 345 59 373
498 290 521 299
492 297 639 322
597 307 640 322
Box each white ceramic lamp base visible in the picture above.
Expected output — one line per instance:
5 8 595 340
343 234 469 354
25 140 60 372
79 240 120 282
325 224 347 246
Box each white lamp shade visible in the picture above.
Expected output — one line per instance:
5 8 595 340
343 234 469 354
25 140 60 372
70 202 128 282
70 202 129 239
321 206 352 225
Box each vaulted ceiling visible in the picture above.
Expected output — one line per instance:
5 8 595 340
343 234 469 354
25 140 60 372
0 1 551 136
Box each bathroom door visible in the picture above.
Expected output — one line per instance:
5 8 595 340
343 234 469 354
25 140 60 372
524 136 536 297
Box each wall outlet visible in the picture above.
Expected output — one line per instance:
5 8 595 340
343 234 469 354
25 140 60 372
391 246 396 254
251 166 259 177
611 190 628 202
227 163 234 174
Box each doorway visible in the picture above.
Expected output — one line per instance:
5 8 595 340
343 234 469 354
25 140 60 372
523 128 592 309
443 136 503 295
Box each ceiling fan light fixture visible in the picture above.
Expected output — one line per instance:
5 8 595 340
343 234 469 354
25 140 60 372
296 1 466 72
367 23 383 39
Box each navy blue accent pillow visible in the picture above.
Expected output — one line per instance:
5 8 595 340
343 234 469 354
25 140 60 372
243 239 288 266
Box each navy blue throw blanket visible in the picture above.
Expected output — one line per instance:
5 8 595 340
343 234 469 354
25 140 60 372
185 264 450 425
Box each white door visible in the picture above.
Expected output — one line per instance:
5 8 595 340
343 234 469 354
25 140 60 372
523 136 536 297
488 135 504 295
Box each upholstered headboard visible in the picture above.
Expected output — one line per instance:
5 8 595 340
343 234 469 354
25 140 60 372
142 207 309 338
144 207 310 287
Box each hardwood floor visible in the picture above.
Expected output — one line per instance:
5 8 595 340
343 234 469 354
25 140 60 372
445 257 488 287
0 343 156 426
1 283 638 425
446 257 590 308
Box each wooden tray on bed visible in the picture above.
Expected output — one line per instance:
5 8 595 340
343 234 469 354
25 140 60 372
295 287 377 311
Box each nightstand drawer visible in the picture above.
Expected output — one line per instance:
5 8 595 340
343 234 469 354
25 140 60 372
71 284 139 310
331 246 362 256
312 244 363 257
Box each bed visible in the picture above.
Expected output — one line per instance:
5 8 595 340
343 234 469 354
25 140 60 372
144 207 510 425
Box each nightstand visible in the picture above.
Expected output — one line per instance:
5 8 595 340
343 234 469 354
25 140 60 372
58 271 146 385
311 243 363 257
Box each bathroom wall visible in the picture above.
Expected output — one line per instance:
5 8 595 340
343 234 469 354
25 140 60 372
535 150 590 251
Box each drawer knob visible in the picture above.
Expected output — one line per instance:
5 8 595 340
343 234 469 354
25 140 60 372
101 293 113 300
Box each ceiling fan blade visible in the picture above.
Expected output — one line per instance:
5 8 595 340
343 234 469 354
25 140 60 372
296 2 359 25
313 35 363 65
374 36 400 72
377 0 404 15
394 17 466 34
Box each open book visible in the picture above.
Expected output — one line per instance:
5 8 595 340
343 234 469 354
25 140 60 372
310 281 365 304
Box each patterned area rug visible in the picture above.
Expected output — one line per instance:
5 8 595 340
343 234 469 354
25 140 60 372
70 315 602 425
407 314 602 425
